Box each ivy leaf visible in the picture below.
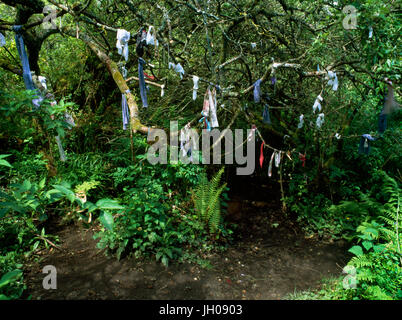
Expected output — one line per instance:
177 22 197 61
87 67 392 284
349 245 364 256
99 211 114 231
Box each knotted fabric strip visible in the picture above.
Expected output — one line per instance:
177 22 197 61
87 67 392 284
275 151 281 168
262 104 271 124
13 26 36 92
299 153 306 167
122 90 130 130
193 76 199 100
169 62 185 79
116 29 130 61
138 58 148 108
259 142 264 168
253 79 262 103
316 113 325 128
38 76 47 91
146 26 158 46
268 151 275 177
209 87 219 128
359 134 375 155
378 114 387 134
312 95 323 113
297 114 304 129
327 71 338 91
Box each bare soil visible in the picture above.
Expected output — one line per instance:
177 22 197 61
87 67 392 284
24 198 351 300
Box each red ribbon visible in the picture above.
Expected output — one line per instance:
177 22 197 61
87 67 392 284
260 142 264 168
299 153 306 167
143 72 155 80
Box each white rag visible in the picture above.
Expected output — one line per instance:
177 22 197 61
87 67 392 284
312 95 323 113
193 76 199 100
297 114 304 129
316 113 325 128
116 29 130 61
327 71 338 91
169 62 185 79
38 76 47 90
208 87 219 128
146 26 159 46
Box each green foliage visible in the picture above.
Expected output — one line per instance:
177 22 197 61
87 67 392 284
192 168 227 235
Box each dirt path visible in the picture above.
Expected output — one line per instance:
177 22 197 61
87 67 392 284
24 200 351 300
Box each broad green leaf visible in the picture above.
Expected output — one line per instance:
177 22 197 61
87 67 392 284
96 198 124 210
373 244 385 253
349 245 364 256
362 241 373 251
99 211 114 230
0 159 12 168
0 270 23 289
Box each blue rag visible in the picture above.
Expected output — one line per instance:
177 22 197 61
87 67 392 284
262 104 271 124
138 57 148 108
253 79 262 103
378 114 387 134
121 93 130 130
13 26 36 92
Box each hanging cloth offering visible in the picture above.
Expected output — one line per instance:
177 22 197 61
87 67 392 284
299 153 306 167
297 114 304 129
316 113 325 128
116 29 130 62
369 26 373 39
378 114 387 134
312 95 323 113
116 29 130 61
0 33 5 47
122 90 130 130
208 87 219 128
38 76 47 91
253 79 262 103
193 76 199 100
259 142 264 168
275 151 281 168
160 84 165 97
13 26 36 92
248 125 257 142
146 26 158 46
169 62 185 79
262 104 271 124
381 79 400 115
326 71 339 91
268 151 275 177
138 58 148 108
359 134 375 155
